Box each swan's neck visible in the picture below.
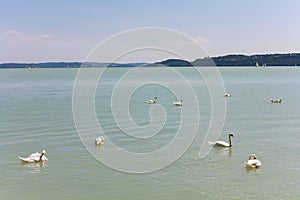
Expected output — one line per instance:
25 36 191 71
228 135 232 147
39 153 44 160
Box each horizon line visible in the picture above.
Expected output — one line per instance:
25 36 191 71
1 52 300 65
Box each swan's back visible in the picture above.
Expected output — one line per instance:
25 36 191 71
208 141 216 146
145 97 157 104
208 140 230 147
245 159 261 168
214 141 230 147
173 102 183 106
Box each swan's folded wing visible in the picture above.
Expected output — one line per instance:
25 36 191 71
32 156 41 162
29 152 41 160
214 141 230 147
28 152 40 159
245 159 261 168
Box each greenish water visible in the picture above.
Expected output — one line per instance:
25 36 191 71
0 67 300 199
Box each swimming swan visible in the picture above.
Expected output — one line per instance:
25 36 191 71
18 150 48 163
95 136 105 145
208 133 234 147
245 154 261 168
145 97 157 104
223 93 231 97
271 98 282 103
173 99 183 106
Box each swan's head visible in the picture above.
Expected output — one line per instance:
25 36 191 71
41 150 46 155
249 154 257 160
228 133 234 137
154 96 158 99
180 99 183 103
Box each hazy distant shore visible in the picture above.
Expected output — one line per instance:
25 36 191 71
1 53 300 68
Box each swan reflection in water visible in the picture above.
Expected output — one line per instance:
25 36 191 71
213 145 232 156
18 161 48 174
245 166 261 174
96 143 105 151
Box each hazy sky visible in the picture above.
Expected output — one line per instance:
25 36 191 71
1 0 300 63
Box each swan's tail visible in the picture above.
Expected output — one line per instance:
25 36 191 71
208 141 216 146
18 157 30 163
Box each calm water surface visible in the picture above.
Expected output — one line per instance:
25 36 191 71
0 67 299 199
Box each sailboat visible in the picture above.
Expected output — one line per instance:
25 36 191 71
256 62 267 68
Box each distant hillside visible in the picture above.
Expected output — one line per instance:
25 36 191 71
202 53 300 66
0 62 81 69
1 53 300 68
155 59 193 67
0 62 147 69
159 53 300 67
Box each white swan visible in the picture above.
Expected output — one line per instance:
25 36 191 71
271 98 282 103
95 136 105 145
18 150 48 163
208 133 234 147
173 99 183 106
245 154 262 168
223 93 231 97
145 96 157 104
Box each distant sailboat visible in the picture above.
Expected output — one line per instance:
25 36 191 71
256 62 266 68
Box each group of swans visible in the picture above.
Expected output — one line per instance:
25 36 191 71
223 92 282 105
146 95 282 107
18 134 261 170
145 97 183 106
18 150 48 163
145 93 232 106
18 136 106 164
209 133 262 169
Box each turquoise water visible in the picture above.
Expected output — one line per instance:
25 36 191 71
0 67 300 199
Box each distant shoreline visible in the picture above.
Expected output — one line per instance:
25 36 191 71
1 53 300 68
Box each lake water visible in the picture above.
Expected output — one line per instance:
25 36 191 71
0 67 300 199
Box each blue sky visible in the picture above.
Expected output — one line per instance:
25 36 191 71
1 0 300 63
